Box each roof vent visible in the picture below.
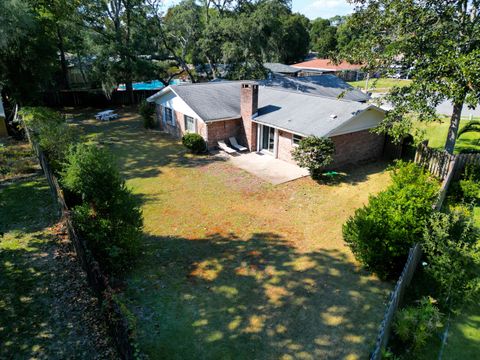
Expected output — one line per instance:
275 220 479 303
330 114 337 119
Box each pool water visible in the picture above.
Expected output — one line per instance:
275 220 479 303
117 79 181 91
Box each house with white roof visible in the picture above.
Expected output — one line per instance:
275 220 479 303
147 76 386 168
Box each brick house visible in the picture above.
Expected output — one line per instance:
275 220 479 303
147 79 386 168
292 59 364 81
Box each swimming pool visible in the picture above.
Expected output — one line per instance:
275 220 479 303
117 79 181 91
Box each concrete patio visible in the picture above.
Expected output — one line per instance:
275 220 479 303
218 151 309 185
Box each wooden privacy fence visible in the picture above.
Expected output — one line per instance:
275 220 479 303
414 141 480 182
24 126 137 360
370 143 460 360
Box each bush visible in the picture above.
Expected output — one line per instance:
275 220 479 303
394 297 442 354
423 207 480 310
459 163 480 202
291 136 335 178
343 161 438 279
139 101 155 129
62 144 142 274
182 132 206 154
20 107 78 173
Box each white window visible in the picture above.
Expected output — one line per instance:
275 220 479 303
164 107 175 126
184 115 196 132
292 134 304 146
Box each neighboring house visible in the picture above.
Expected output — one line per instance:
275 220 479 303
0 93 7 137
292 59 364 81
263 63 301 77
147 80 386 168
260 73 370 102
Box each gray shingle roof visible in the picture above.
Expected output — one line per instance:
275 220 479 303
147 80 378 135
263 63 301 74
259 74 370 102
171 82 241 121
255 87 375 137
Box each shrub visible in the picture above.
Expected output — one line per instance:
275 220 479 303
343 161 438 279
291 136 335 178
20 107 78 173
394 297 442 354
423 207 480 310
139 100 155 129
459 163 480 202
182 132 206 154
62 144 142 274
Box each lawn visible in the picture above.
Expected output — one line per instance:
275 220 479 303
0 142 115 359
348 77 412 93
74 108 393 359
414 117 480 153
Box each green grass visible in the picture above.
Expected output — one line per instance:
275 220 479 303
73 108 394 359
414 117 480 153
0 173 113 358
348 77 412 93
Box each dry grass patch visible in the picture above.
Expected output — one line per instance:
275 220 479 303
72 108 393 359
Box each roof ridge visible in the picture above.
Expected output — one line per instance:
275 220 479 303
260 86 363 104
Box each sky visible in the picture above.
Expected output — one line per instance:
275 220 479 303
292 0 355 19
163 1 355 20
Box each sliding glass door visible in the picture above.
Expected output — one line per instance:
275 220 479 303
261 125 275 153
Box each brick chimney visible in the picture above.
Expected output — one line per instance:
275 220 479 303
240 82 259 151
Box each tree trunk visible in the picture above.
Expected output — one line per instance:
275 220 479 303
125 0 134 104
444 101 464 154
57 27 70 90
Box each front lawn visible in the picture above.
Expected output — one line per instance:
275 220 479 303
414 117 480 153
348 77 412 93
76 109 393 359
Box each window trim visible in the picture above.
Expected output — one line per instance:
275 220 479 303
184 115 196 133
292 134 303 146
164 106 175 126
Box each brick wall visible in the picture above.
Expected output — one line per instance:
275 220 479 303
206 119 243 148
155 104 207 140
277 130 296 164
277 129 385 167
240 83 258 151
330 129 385 167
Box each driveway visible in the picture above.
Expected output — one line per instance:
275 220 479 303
218 151 309 184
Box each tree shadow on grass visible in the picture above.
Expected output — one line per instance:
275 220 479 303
74 112 226 181
315 161 391 187
123 232 391 360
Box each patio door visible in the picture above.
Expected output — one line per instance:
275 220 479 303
261 125 275 153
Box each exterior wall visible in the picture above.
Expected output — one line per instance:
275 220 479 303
330 129 385 167
276 128 384 167
206 118 243 148
155 104 207 141
277 130 296 164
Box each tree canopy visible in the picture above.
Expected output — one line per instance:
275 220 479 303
340 0 480 153
0 0 312 106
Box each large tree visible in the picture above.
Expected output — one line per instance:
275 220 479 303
310 18 337 57
341 0 480 153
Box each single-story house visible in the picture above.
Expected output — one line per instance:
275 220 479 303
146 80 386 168
292 59 364 81
0 93 7 138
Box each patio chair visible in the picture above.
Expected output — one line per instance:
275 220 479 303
229 137 248 152
217 140 237 154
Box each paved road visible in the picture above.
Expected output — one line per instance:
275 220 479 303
371 93 480 117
